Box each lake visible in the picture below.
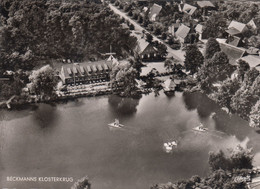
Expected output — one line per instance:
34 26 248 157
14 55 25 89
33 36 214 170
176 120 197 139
1 92 260 189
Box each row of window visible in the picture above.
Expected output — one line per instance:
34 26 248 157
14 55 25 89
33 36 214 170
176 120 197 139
65 75 110 84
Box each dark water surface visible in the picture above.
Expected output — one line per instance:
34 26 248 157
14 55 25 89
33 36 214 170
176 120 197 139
0 92 260 189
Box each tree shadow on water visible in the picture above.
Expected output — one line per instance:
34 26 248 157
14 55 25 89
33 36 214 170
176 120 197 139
183 92 201 111
0 104 39 122
32 103 59 129
108 95 140 117
183 92 217 118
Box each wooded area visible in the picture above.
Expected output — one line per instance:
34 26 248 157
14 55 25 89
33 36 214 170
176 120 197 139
0 0 137 72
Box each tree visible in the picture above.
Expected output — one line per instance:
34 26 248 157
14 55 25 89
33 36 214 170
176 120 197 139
114 1 119 6
128 56 143 75
28 65 58 99
168 36 174 45
206 51 233 81
230 146 253 170
129 24 135 30
152 147 252 189
249 74 260 97
123 4 131 12
238 4 259 23
244 68 260 86
236 60 250 82
248 35 260 49
128 10 133 17
204 13 227 38
205 38 221 59
137 15 143 24
133 12 138 20
189 33 199 44
0 1 137 70
147 24 154 32
209 150 230 171
146 33 153 43
231 87 256 119
196 63 216 93
249 100 260 128
209 147 253 171
164 59 174 73
110 62 139 97
184 44 204 74
153 27 162 36
211 78 240 110
155 43 167 58
161 32 167 40
71 176 91 189
0 71 28 100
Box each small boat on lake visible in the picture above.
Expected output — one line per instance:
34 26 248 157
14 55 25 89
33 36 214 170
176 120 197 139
193 123 208 132
108 119 124 128
163 140 178 153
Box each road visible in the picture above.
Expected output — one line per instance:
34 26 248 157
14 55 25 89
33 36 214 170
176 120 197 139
109 3 185 63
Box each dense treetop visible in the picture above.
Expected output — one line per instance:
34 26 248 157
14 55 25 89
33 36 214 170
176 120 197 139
0 0 137 71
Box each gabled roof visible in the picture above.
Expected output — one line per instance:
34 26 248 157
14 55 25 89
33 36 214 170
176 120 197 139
61 61 112 79
197 1 215 8
240 55 260 71
220 43 246 65
136 38 150 54
140 63 167 76
247 19 258 30
149 3 162 20
228 21 247 33
175 24 190 39
226 28 241 36
183 3 197 16
246 47 260 55
227 36 241 47
121 23 129 29
164 79 176 90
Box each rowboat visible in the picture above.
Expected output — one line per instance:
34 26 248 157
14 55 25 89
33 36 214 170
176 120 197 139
193 123 208 132
108 119 124 128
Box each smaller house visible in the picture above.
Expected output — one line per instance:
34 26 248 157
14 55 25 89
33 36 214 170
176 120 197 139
175 24 191 44
148 3 162 21
239 55 260 71
196 1 215 9
226 21 248 47
247 19 258 30
135 38 159 61
182 3 197 16
196 1 215 16
246 47 260 56
226 20 248 37
247 18 260 34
